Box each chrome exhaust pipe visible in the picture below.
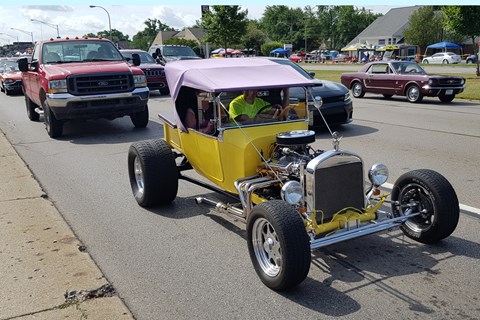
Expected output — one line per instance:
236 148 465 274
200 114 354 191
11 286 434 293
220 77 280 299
195 196 246 220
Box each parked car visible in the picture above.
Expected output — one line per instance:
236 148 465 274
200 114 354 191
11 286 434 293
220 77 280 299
120 49 169 95
148 44 200 65
127 57 459 291
340 61 465 103
288 54 302 63
0 59 22 95
466 54 478 64
422 52 461 64
270 58 353 128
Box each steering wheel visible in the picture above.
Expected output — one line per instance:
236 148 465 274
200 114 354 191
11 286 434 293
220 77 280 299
255 104 275 117
408 69 418 73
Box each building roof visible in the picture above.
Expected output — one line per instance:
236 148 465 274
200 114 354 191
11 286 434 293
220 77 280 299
347 6 422 46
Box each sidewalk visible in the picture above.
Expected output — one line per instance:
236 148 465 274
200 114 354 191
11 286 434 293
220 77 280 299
0 131 134 320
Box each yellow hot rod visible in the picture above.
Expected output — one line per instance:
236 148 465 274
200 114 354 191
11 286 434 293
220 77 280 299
128 58 459 290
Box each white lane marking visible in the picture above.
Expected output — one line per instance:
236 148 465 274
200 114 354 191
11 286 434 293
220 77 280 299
383 183 480 216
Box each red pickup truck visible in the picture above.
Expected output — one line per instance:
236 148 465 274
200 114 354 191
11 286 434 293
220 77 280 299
18 37 150 138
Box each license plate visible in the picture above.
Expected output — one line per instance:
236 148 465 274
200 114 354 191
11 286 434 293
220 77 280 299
445 89 453 95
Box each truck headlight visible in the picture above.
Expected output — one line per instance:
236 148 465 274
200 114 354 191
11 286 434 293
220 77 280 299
133 74 147 87
48 79 67 93
368 163 388 187
281 181 303 205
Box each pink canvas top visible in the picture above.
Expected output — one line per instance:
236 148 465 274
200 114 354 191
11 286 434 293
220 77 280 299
165 57 315 102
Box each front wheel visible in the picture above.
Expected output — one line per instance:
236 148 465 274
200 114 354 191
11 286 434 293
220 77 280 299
43 101 63 138
439 94 455 103
442 59 449 64
128 139 178 207
26 96 40 121
130 105 149 128
391 169 459 244
247 201 311 291
406 85 423 103
351 82 365 98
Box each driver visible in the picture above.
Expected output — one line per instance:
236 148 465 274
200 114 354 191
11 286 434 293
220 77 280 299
229 89 289 124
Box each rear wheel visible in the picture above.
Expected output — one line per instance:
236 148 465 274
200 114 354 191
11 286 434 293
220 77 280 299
422 60 429 64
406 85 423 103
43 101 63 138
351 82 365 98
442 59 449 64
391 169 459 244
439 94 455 103
128 139 178 207
26 96 40 121
247 200 311 291
130 105 149 128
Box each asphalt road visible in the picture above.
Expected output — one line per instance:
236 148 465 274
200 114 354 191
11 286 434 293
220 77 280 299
1 91 479 320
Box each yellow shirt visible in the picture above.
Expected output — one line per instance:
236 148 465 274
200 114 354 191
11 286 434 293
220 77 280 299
229 95 269 120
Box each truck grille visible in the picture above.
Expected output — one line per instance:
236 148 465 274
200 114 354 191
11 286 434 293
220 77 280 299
306 153 365 221
143 69 164 77
67 72 134 95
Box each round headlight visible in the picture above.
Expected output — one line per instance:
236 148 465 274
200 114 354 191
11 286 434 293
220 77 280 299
368 163 389 187
281 181 303 205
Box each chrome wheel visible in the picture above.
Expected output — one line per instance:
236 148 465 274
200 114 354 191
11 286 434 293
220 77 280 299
352 82 365 98
406 85 422 103
252 217 282 277
133 156 145 196
397 183 435 233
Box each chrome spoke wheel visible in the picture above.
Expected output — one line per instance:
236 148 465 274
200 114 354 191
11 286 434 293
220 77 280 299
133 156 145 196
252 218 282 277
397 183 435 233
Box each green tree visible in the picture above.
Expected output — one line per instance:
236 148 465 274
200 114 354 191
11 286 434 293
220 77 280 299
83 29 129 42
260 41 283 56
403 6 444 57
443 6 480 76
260 6 306 50
241 20 267 54
200 5 248 50
131 18 176 51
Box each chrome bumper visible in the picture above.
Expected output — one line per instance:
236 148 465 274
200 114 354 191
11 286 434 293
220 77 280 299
46 87 150 108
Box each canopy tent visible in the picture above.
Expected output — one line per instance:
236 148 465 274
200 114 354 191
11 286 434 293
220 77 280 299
424 41 463 57
211 48 225 54
270 48 290 57
426 41 462 50
340 43 374 52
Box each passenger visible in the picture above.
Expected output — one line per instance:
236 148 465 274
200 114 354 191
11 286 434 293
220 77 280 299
184 91 215 133
229 89 290 124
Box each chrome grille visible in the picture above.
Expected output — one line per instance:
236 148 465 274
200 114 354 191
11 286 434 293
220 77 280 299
67 72 134 95
306 151 365 221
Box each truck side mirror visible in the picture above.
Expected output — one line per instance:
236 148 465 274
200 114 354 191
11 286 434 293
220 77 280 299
131 53 141 66
18 58 29 72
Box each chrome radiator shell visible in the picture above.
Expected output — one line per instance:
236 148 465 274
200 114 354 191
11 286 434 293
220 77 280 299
305 150 365 220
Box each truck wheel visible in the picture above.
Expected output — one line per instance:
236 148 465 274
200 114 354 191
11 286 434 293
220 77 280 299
43 101 63 138
130 105 149 128
128 139 178 207
247 200 311 291
26 96 40 121
406 85 423 103
391 169 459 244
351 81 365 98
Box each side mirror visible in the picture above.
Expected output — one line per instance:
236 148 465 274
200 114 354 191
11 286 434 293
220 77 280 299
18 58 29 72
132 53 141 66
